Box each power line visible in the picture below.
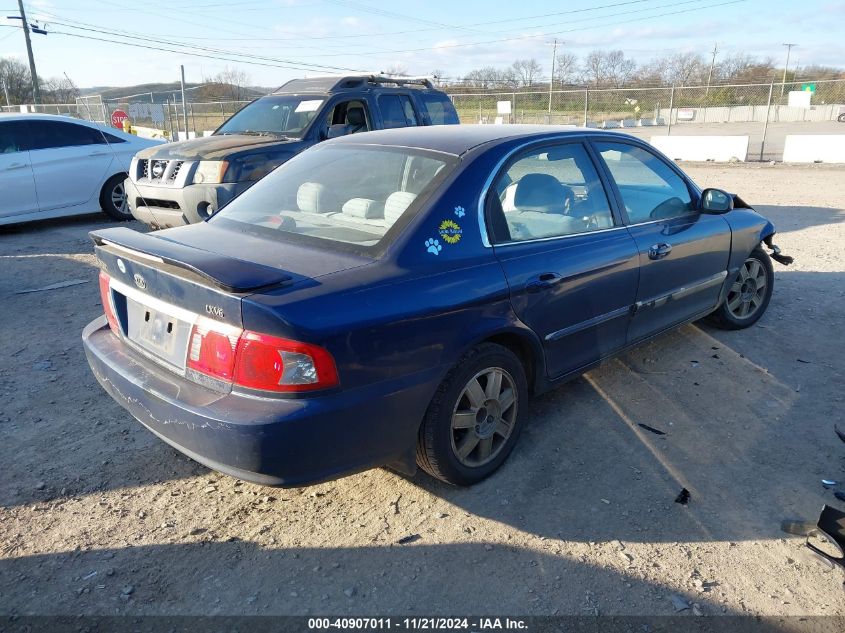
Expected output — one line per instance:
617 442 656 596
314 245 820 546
40 19 370 73
48 29 370 73
297 0 748 58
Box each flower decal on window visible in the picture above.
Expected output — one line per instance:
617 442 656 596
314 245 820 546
438 219 463 245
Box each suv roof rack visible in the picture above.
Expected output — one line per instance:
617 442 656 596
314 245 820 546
274 74 435 94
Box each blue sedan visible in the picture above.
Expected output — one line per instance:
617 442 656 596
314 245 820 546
82 125 791 486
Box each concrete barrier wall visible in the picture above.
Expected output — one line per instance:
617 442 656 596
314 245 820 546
650 135 749 162
658 103 842 124
782 135 845 163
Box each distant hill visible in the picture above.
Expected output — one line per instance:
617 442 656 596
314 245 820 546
79 82 271 103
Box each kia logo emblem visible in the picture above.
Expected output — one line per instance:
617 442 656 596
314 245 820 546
133 274 147 290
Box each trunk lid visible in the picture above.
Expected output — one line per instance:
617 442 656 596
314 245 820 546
92 224 371 378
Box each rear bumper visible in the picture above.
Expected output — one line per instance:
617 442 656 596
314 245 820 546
125 179 253 228
82 316 442 486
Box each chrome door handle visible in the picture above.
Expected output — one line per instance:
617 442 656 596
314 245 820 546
648 243 672 260
88 151 109 156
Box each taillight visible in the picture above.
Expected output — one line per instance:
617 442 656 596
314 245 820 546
186 323 238 381
98 271 119 335
234 332 339 393
185 326 338 393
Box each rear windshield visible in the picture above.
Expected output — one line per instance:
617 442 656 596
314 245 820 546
216 96 326 138
211 144 455 251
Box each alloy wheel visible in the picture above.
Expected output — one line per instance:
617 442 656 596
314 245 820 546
726 257 768 319
111 181 129 216
450 367 518 468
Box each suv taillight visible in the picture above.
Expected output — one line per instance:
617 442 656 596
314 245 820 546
187 327 338 393
98 271 119 335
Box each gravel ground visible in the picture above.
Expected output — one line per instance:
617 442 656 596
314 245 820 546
1 162 844 619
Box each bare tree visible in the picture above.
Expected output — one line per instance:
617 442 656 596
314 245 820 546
0 57 33 105
462 66 518 89
581 51 607 86
553 53 579 85
383 63 408 77
511 59 542 87
212 66 252 101
604 50 636 88
430 69 447 86
42 76 79 104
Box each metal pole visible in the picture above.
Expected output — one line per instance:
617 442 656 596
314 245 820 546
780 43 796 99
190 103 196 137
667 84 675 135
583 88 589 127
548 38 557 116
2 80 10 107
180 65 189 140
760 79 774 162
16 0 40 104
706 42 718 96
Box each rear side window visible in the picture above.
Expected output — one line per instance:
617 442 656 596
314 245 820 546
419 93 459 125
594 142 694 223
28 120 106 150
378 95 419 129
0 121 27 154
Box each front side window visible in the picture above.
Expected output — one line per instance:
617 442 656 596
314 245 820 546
488 142 614 243
594 142 694 223
28 121 105 150
212 145 454 250
0 122 27 154
216 96 325 138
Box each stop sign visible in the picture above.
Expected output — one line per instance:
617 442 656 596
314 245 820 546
111 109 129 129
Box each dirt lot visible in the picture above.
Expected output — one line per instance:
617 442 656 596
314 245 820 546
1 163 844 619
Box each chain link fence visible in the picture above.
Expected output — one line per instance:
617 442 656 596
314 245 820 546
3 79 843 160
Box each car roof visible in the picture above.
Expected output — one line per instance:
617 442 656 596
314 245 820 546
0 112 102 125
324 124 633 156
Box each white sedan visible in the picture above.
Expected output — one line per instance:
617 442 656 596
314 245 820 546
0 113 162 226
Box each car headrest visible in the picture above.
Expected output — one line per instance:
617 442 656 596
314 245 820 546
346 107 365 127
514 173 570 214
342 198 384 219
297 182 339 213
384 192 417 224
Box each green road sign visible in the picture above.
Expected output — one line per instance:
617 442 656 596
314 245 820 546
801 83 816 93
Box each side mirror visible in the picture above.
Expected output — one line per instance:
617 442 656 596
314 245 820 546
700 188 734 213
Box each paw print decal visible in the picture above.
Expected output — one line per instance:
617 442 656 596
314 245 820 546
425 238 442 255
454 205 465 218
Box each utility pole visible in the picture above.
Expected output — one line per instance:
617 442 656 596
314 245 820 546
548 38 558 117
780 43 797 98
180 65 189 140
2 80 11 107
11 0 43 104
705 42 718 95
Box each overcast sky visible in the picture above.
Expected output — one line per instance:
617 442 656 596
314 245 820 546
1 0 842 90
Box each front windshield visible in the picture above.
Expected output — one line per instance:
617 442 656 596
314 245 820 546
216 96 325 138
211 145 455 249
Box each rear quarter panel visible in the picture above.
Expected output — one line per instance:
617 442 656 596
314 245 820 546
242 147 543 394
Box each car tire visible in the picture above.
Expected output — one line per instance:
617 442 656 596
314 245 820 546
416 343 528 486
100 174 132 221
707 248 774 330
838 113 845 123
